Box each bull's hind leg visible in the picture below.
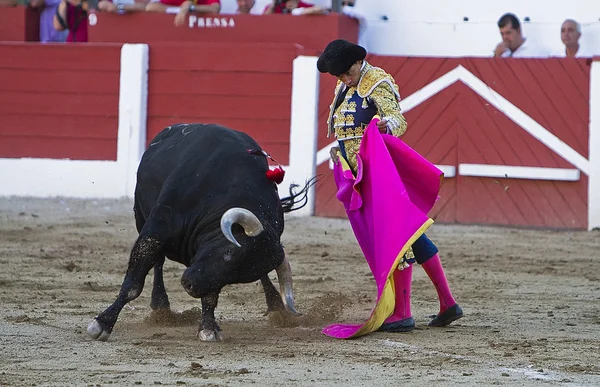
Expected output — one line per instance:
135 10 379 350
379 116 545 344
150 257 171 311
198 293 223 342
87 236 163 341
260 275 286 315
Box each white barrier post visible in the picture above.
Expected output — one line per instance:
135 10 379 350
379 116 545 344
589 59 600 230
118 43 149 198
285 55 320 216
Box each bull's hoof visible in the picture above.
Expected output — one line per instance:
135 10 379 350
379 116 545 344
87 318 111 341
197 329 224 342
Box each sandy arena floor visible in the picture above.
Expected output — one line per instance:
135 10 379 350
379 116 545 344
1 197 599 386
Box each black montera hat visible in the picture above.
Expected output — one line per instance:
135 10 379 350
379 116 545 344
317 39 367 76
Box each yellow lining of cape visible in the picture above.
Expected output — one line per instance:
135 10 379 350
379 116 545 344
349 218 435 338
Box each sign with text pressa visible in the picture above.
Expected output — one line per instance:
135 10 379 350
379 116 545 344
85 13 358 49
188 16 236 28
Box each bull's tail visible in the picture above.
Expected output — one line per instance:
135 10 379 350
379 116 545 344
280 175 321 213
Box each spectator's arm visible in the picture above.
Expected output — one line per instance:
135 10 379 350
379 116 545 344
145 0 167 12
97 0 116 11
181 0 219 13
98 0 145 12
53 0 68 31
292 6 329 15
193 1 219 13
130 0 148 11
0 0 18 6
29 0 45 7
370 82 407 137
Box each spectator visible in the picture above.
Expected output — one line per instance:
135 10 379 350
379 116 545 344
236 0 260 14
0 0 18 5
339 0 367 49
264 0 328 15
53 0 88 42
560 19 583 57
97 0 148 13
493 13 547 58
145 0 220 27
29 0 68 42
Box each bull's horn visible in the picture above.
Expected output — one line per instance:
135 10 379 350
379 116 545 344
220 208 264 247
276 255 300 315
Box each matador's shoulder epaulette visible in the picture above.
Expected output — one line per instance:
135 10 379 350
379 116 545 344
356 66 400 100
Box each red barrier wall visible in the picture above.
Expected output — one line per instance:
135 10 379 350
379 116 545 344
0 13 358 164
146 42 302 164
0 36 590 229
88 12 358 49
315 57 591 229
0 43 122 160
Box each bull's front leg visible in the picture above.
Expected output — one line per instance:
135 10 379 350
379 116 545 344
87 237 163 341
197 293 222 342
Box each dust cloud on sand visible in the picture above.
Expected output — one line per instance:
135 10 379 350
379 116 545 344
1 197 599 386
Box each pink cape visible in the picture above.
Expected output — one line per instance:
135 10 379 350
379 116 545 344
322 118 443 339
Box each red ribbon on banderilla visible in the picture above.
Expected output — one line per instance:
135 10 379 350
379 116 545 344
247 149 286 184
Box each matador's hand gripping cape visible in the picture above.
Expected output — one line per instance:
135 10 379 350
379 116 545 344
322 118 443 339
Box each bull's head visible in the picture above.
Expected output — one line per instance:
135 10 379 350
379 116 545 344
180 207 298 315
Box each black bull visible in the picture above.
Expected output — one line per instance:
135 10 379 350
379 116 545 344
87 123 311 342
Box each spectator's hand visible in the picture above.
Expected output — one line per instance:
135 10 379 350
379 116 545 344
98 0 117 12
174 11 187 26
376 119 388 134
301 6 330 15
494 42 508 57
174 1 191 26
330 146 340 164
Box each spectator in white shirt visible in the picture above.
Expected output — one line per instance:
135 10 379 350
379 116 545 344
493 13 548 58
560 19 583 58
340 0 368 49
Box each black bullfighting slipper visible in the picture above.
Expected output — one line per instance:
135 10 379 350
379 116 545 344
377 317 415 332
428 304 463 327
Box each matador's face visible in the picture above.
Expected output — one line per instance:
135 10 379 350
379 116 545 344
337 61 363 88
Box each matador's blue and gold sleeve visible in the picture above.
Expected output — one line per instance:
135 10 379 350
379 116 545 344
356 65 407 138
369 81 407 138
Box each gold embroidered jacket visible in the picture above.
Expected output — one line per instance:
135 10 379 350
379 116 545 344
326 62 407 171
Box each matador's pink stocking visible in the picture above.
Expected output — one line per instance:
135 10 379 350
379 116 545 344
385 264 413 323
422 254 456 314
